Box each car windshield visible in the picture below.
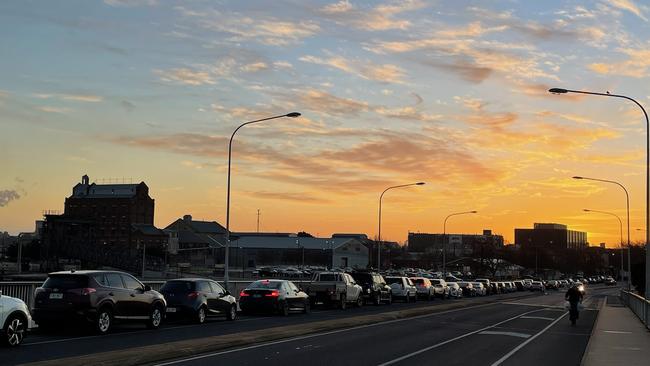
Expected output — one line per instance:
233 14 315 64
248 280 283 289
43 274 88 289
352 273 372 284
385 277 402 285
318 274 340 281
160 281 195 293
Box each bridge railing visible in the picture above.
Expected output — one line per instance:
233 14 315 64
0 280 310 310
620 289 650 330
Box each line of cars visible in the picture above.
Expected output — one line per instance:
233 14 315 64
0 268 603 347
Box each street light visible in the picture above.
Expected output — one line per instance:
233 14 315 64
224 112 301 290
583 209 625 283
377 182 425 269
442 210 478 276
551 87 649 297
573 176 631 290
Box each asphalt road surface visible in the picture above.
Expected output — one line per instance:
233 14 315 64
1 286 616 366
153 286 616 366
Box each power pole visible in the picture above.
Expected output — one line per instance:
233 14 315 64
256 209 260 233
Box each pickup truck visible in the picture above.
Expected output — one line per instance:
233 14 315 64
305 272 363 309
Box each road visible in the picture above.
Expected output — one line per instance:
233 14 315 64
1 286 616 366
154 286 616 366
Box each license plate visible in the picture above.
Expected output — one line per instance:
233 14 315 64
253 294 262 298
166 307 176 313
49 293 63 299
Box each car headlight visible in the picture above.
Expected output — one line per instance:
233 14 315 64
366 289 371 294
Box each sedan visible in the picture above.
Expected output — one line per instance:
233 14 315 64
160 279 237 324
430 279 449 299
410 277 436 301
471 282 486 296
530 281 545 292
1 291 31 346
385 276 417 303
457 282 475 297
239 279 309 316
446 282 463 298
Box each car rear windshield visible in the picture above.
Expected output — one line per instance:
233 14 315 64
430 279 441 285
351 273 372 283
160 281 195 292
43 275 88 289
413 279 425 285
385 277 402 285
318 274 340 281
248 280 282 289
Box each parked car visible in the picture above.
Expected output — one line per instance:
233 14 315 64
411 277 436 300
385 276 417 302
530 281 545 292
604 277 617 286
475 279 491 295
0 290 31 346
239 279 309 316
457 282 475 297
160 279 237 323
32 270 166 334
522 279 533 290
351 272 392 305
512 280 525 291
305 272 363 309
429 279 449 299
447 282 463 298
546 280 559 290
471 282 487 296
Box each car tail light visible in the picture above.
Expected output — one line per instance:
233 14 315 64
187 291 200 299
265 290 280 297
239 290 250 297
81 288 97 296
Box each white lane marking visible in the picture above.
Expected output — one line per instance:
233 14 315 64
519 316 555 321
478 331 531 339
500 302 564 309
603 330 632 334
376 308 546 366
153 302 506 366
490 312 568 366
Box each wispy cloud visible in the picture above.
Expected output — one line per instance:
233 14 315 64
38 106 71 113
300 54 405 83
606 0 648 21
154 68 216 85
0 190 20 207
317 0 426 31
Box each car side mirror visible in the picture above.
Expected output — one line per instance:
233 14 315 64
144 285 152 292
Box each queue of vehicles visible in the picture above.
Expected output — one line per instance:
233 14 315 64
0 268 605 347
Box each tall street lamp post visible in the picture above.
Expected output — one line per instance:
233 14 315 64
551 87 648 297
443 211 477 276
377 182 425 270
583 209 625 284
573 176 631 290
224 112 301 290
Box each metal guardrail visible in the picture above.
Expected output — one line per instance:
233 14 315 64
620 290 650 330
0 280 310 310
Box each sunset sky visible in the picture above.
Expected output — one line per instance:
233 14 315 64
2 0 650 247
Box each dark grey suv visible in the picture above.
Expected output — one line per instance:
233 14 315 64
33 270 166 334
160 278 237 323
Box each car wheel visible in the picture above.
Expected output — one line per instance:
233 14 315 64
373 293 381 306
147 305 163 329
356 296 364 308
413 292 417 302
280 301 290 316
303 300 311 314
226 305 237 321
405 292 410 303
95 307 113 335
386 294 393 305
339 294 347 310
3 314 27 347
195 306 207 324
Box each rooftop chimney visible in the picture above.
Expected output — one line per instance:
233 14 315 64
82 174 89 185
183 215 192 223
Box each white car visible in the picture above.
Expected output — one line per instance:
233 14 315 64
1 290 31 346
430 279 450 299
471 282 487 296
385 276 418 303
530 281 545 292
446 282 463 298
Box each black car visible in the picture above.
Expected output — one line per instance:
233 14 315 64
32 270 166 334
351 272 392 305
239 279 309 316
160 279 237 324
